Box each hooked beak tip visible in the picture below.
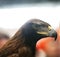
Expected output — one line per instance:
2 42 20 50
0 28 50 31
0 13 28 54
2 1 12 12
49 30 57 40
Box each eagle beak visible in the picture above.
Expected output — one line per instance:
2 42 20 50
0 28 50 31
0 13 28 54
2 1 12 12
48 26 57 40
48 29 57 40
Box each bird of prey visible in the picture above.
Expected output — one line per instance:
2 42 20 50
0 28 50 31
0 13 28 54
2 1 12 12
0 19 57 57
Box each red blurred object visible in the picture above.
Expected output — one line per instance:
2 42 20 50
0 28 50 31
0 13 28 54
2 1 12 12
36 37 57 57
36 37 54 50
36 37 55 51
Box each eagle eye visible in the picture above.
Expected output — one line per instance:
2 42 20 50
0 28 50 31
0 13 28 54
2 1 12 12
48 26 52 31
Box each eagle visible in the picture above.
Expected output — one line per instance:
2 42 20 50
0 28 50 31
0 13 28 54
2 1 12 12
0 19 57 57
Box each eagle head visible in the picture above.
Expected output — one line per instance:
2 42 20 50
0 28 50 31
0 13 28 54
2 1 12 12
19 19 57 55
22 19 57 41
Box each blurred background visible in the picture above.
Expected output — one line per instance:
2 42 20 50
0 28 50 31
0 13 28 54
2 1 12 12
0 0 60 37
